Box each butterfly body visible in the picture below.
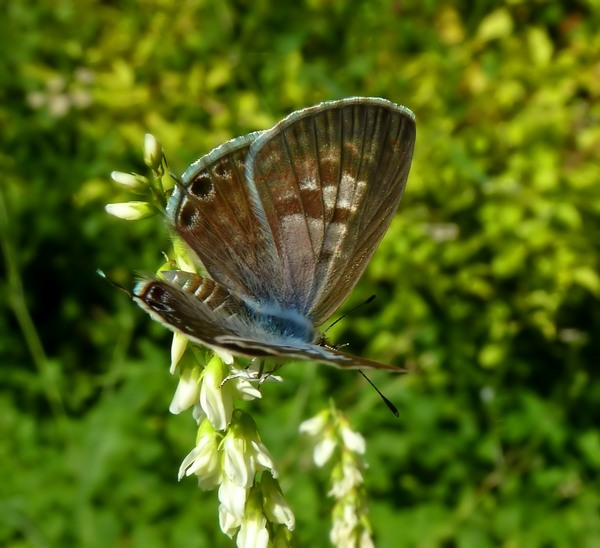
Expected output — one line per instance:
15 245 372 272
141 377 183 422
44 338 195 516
134 97 415 371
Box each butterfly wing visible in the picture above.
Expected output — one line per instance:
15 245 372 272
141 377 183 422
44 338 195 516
168 131 282 301
145 98 414 371
170 98 415 323
245 97 416 325
133 273 252 343
212 335 405 372
134 276 404 372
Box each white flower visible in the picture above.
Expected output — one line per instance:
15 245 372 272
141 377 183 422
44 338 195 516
105 201 156 220
230 374 262 401
200 357 234 430
329 456 364 498
330 499 359 547
178 438 220 487
299 411 329 437
332 503 375 548
314 436 337 467
236 489 270 548
249 437 278 477
169 366 200 414
222 413 278 488
199 358 264 430
218 476 248 519
223 433 251 487
178 419 221 489
170 333 188 374
359 527 375 548
213 347 235 365
303 408 373 546
341 426 366 455
192 402 206 424
237 512 269 548
300 410 336 466
219 504 242 538
262 475 295 531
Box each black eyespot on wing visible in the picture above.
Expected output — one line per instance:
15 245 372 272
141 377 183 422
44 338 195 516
143 284 174 312
179 201 197 229
213 160 231 179
189 172 213 199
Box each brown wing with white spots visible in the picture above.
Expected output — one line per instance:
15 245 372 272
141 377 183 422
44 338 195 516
246 97 415 325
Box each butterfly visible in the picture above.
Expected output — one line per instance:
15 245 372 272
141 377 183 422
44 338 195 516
133 97 416 372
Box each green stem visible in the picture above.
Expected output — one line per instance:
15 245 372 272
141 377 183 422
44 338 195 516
0 186 67 425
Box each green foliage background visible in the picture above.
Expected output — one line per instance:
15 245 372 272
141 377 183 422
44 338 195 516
2 0 599 546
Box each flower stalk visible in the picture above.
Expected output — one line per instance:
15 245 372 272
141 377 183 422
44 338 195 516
300 405 374 547
107 134 295 547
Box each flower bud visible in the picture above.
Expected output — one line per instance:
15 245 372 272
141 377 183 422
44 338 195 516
110 170 148 193
105 201 156 220
144 133 163 170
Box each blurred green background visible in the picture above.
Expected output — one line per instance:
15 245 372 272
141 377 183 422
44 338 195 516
2 0 599 546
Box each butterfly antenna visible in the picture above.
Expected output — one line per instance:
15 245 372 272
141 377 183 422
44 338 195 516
358 370 399 417
97 269 133 297
323 294 376 334
170 171 185 191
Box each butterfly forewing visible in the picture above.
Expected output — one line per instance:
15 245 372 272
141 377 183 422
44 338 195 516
169 131 281 301
246 97 415 324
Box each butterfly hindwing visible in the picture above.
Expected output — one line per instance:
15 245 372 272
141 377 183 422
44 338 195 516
213 335 405 371
134 276 403 371
133 273 249 344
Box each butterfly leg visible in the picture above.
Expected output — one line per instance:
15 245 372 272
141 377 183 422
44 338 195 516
219 358 284 387
219 358 265 387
